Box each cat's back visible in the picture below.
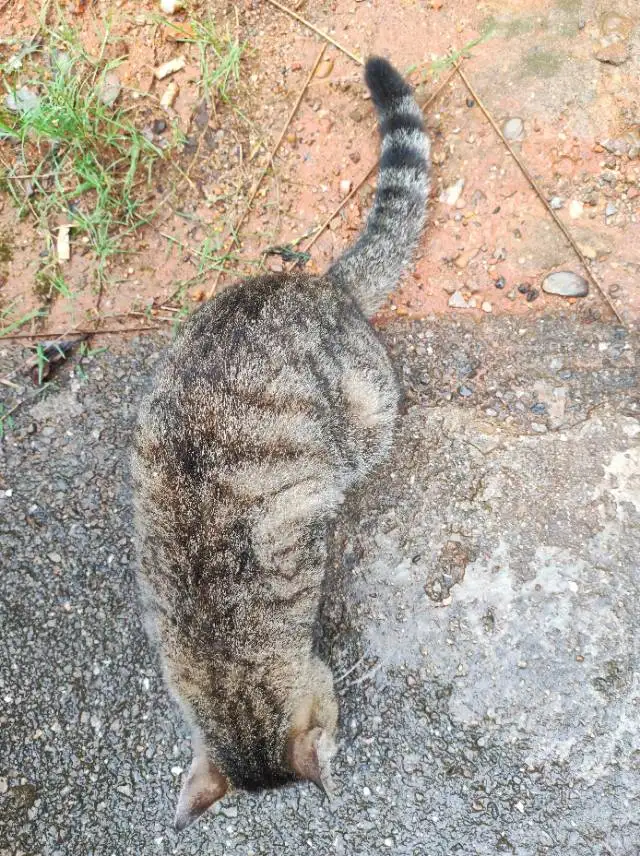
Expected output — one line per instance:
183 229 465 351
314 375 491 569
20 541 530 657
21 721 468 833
132 272 392 536
135 272 360 450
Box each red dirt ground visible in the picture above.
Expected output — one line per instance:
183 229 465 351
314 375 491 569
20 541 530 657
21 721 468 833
0 0 638 343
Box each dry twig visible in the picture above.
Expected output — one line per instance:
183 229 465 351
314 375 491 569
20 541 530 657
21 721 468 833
1 325 162 342
264 0 362 65
206 44 327 298
456 65 625 327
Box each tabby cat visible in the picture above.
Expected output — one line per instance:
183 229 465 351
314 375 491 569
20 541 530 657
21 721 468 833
131 56 429 830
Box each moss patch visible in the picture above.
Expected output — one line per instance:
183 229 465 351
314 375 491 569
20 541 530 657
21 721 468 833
521 48 564 78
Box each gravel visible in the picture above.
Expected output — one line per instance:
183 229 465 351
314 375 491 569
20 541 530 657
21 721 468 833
1 316 638 855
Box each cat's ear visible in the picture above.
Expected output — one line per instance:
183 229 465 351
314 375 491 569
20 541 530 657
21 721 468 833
174 753 228 831
289 726 336 798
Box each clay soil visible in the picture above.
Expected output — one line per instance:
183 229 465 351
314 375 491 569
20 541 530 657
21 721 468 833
0 0 639 344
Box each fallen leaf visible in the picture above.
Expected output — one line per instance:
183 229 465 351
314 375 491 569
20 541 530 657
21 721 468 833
315 59 334 79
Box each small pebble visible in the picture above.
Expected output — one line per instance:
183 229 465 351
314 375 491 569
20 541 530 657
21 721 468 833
542 271 589 298
459 385 474 398
550 196 564 210
448 290 470 309
5 86 40 114
579 243 597 260
152 119 167 135
531 423 547 433
502 117 524 141
160 0 183 12
517 284 529 294
494 276 506 289
526 287 539 302
569 200 584 219
605 202 617 217
440 178 465 206
594 42 630 66
98 73 121 107
600 11 633 37
466 97 475 108
339 179 352 197
481 301 492 313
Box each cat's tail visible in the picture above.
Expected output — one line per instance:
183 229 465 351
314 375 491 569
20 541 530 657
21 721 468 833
326 57 430 316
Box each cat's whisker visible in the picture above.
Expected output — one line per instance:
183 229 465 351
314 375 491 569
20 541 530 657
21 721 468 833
338 663 383 695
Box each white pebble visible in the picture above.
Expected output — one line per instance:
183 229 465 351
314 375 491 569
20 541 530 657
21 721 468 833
440 178 465 206
569 200 583 219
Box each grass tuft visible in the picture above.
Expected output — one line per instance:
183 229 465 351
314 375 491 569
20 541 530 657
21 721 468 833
0 28 161 268
0 300 46 337
162 15 246 105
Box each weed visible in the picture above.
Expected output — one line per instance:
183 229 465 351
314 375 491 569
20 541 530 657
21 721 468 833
0 26 161 268
0 230 13 263
0 300 46 337
35 263 74 301
34 342 49 385
263 244 311 268
171 304 190 338
0 403 16 439
407 24 496 80
162 16 246 105
79 341 107 359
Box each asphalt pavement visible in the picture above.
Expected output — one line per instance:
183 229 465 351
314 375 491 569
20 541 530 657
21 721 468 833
1 314 638 855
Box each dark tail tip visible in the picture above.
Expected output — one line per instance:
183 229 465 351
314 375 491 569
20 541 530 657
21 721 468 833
364 56 412 111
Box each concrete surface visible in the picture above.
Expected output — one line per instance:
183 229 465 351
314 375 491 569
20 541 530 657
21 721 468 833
0 315 638 855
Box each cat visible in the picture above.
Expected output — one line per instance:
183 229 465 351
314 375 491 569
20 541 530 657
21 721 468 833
131 56 430 830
